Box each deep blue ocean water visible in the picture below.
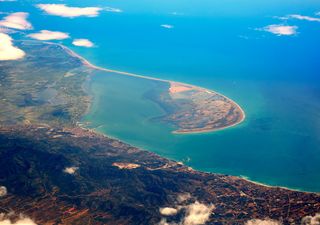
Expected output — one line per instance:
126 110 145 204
2 0 320 192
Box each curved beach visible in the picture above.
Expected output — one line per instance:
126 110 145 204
56 42 246 134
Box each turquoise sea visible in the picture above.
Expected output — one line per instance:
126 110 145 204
3 0 320 192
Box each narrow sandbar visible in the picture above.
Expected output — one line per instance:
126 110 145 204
50 41 245 134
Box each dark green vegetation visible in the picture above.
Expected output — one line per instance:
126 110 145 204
0 42 319 224
0 41 91 127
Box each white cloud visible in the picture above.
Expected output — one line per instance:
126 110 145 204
245 219 282 225
161 24 174 29
63 166 78 174
0 213 37 225
158 197 214 225
105 7 122 13
183 201 214 225
0 186 7 197
0 12 32 30
36 4 103 18
160 207 178 216
286 14 320 22
0 0 17 2
273 16 289 20
262 24 298 36
0 33 25 60
72 39 94 47
301 213 320 225
276 14 320 22
27 30 69 41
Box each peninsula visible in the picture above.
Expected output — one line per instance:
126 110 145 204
0 41 319 225
59 41 245 134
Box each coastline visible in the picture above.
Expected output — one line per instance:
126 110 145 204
61 44 308 193
64 47 318 193
172 115 245 134
238 176 317 194
42 42 320 193
3 40 320 225
74 125 315 194
16 40 319 194
55 42 246 134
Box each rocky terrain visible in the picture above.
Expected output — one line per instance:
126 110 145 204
0 125 320 225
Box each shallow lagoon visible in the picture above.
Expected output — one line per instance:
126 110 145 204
83 70 320 192
3 0 320 191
